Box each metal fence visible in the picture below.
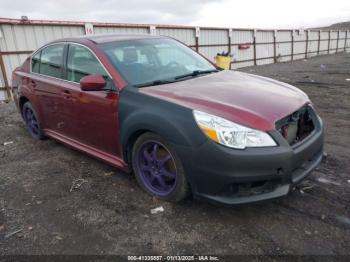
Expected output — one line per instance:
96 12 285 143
1 17 349 101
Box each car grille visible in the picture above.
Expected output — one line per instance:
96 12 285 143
276 105 315 145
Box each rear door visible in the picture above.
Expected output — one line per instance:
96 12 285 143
58 43 121 156
30 43 66 131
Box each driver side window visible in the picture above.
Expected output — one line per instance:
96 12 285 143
67 44 108 83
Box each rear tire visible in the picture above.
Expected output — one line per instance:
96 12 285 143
131 132 190 202
22 102 45 140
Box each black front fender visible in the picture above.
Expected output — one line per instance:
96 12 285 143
119 86 206 160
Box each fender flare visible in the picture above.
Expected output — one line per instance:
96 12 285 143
118 86 207 161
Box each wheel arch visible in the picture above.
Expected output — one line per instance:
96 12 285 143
119 87 207 164
123 129 149 164
19 96 29 112
121 111 203 164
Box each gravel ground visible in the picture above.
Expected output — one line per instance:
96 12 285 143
0 53 349 257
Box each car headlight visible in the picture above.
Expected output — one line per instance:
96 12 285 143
193 110 277 149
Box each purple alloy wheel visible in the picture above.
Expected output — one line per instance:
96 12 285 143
136 141 177 196
23 106 40 137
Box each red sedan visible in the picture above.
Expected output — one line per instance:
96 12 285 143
12 34 324 205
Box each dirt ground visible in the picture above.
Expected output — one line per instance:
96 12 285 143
0 53 349 257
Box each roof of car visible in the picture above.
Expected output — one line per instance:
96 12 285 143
62 34 165 44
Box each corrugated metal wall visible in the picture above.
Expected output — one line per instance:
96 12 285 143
256 31 274 65
0 18 349 101
156 28 195 46
293 30 307 60
231 30 254 69
308 31 319 57
94 26 149 35
0 24 84 86
198 29 228 62
276 31 292 62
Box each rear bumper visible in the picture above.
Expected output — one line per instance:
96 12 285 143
174 117 324 205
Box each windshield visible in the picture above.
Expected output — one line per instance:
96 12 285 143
100 38 216 86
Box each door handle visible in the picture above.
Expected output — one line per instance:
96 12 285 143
61 90 72 99
29 79 36 88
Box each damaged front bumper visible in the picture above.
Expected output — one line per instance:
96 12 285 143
175 116 324 205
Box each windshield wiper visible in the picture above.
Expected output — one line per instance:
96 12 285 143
134 79 175 88
134 69 219 88
174 69 219 80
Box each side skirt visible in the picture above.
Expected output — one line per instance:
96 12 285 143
44 129 130 173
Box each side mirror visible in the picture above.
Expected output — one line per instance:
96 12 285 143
80 74 106 91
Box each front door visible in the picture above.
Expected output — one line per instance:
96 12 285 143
58 43 121 157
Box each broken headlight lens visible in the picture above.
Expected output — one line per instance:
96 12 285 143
193 110 277 149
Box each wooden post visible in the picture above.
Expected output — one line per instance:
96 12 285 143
328 31 331 54
0 51 11 102
195 27 200 53
228 28 232 54
345 31 348 52
336 30 340 53
291 30 294 61
228 29 232 70
305 30 309 59
273 30 277 63
253 30 257 66
317 30 321 55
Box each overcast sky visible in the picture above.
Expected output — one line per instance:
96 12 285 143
0 0 349 29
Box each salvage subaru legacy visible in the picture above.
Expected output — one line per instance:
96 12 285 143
12 34 324 205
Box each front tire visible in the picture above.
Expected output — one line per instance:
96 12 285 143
131 132 190 202
22 102 45 140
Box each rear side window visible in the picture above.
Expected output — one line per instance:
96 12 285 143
39 44 65 78
67 44 108 83
31 51 41 73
